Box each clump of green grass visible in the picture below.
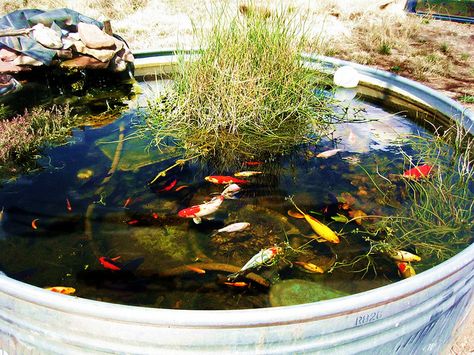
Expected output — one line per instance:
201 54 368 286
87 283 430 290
145 6 335 160
0 105 75 166
459 95 474 104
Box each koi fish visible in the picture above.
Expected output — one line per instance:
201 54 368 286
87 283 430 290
244 161 262 166
234 171 263 177
178 195 224 224
152 212 159 219
316 148 343 158
287 209 305 219
175 185 189 192
205 176 248 185
186 265 206 274
224 281 248 287
403 164 433 179
348 209 368 225
159 179 177 192
221 183 241 199
123 197 132 208
289 199 339 243
0 206 5 240
127 219 139 225
389 250 421 262
66 198 72 212
99 256 122 271
217 222 250 233
396 261 416 278
44 286 76 295
294 261 324 273
233 246 283 277
31 218 39 230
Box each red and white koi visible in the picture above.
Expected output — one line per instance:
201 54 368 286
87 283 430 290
221 183 241 199
205 176 248 185
389 250 421 262
123 197 132 208
403 164 433 179
66 198 72 212
31 218 39 230
234 171 262 177
178 195 224 224
217 222 250 233
316 148 343 158
396 261 416 278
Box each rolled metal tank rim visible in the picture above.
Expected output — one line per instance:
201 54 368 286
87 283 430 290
0 51 473 329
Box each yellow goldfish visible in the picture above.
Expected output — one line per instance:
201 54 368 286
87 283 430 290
289 198 339 244
294 261 324 273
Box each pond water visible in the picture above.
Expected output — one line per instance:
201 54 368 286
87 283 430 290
0 79 469 310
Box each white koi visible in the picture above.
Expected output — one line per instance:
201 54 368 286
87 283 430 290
316 148 343 158
217 222 250 233
234 171 263 177
239 246 282 273
221 183 241 199
389 250 421 262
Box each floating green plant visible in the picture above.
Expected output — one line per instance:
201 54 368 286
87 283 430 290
145 5 336 161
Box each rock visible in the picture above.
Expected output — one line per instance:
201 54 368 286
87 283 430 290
32 23 63 49
73 40 116 62
333 65 360 88
269 279 349 307
57 49 73 59
60 55 109 70
77 22 115 49
13 55 43 66
0 48 18 62
0 61 29 73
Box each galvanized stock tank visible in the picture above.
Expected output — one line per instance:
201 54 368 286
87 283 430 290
0 52 473 354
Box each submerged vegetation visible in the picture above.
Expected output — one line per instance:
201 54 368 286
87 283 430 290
335 124 474 275
145 6 335 160
0 105 76 170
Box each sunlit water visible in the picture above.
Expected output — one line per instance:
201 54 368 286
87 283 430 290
0 81 453 310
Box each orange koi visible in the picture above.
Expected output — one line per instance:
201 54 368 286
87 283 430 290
66 198 72 212
186 265 206 274
31 218 39 230
287 209 305 219
174 185 189 192
224 281 248 287
244 161 262 166
44 286 76 295
127 219 139 225
152 212 159 219
123 197 132 208
99 256 122 271
403 164 433 179
205 176 248 185
159 179 177 192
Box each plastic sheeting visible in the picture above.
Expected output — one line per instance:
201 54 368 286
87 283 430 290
0 8 103 65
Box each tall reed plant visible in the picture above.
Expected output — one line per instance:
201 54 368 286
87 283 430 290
146 5 335 159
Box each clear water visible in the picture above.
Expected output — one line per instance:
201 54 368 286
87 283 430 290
0 82 456 310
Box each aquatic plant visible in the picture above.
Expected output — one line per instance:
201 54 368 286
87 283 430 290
145 5 335 160
334 123 473 275
0 105 76 168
